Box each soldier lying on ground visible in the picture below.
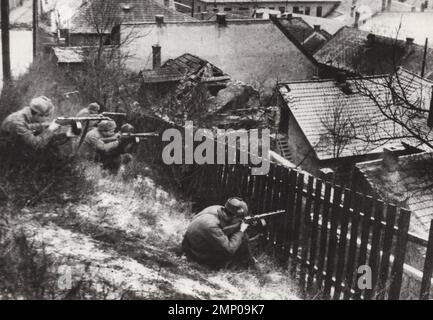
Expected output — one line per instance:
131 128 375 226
78 120 136 174
182 197 257 270
0 96 70 160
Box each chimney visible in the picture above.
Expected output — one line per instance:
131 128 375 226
428 86 433 127
421 3 425 11
366 33 376 46
382 147 399 172
216 13 226 26
155 15 164 25
269 13 278 20
412 5 416 12
313 25 321 32
382 0 386 12
152 45 161 70
387 0 392 11
200 12 207 20
350 5 356 17
354 11 360 28
406 37 414 45
336 71 347 84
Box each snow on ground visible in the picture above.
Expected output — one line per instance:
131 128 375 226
6 163 300 300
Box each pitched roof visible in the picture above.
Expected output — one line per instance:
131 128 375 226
278 68 433 160
141 53 229 83
52 45 120 64
356 152 433 238
314 26 433 80
198 0 339 2
70 0 196 33
291 13 346 35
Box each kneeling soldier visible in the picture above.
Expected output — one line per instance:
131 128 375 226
182 197 255 270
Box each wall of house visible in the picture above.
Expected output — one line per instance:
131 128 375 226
121 20 318 89
195 1 337 17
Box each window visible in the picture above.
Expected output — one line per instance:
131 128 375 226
279 6 285 13
224 7 232 11
305 6 310 15
293 6 299 13
317 6 322 17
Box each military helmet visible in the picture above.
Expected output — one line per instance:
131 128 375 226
225 197 248 218
98 120 116 132
30 96 54 116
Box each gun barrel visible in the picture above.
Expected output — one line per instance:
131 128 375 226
244 210 285 223
56 116 111 123
102 112 127 117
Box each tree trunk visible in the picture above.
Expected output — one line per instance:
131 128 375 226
1 0 12 83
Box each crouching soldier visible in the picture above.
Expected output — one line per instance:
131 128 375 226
0 96 66 160
182 197 256 270
79 120 135 173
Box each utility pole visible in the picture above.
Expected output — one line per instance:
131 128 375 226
1 0 12 83
33 0 38 58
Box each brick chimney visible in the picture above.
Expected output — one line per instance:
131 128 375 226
152 45 161 70
155 15 164 25
382 147 399 172
314 25 321 32
354 11 360 28
406 37 414 45
387 0 392 11
216 13 227 26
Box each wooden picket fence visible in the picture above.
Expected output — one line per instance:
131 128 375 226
133 116 433 300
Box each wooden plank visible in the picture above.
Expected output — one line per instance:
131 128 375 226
343 192 362 300
332 188 352 300
299 175 315 294
364 199 384 300
285 170 298 259
307 179 323 292
420 220 433 300
316 182 332 290
278 169 291 263
353 195 374 300
388 209 411 300
273 166 285 259
264 165 277 255
377 204 397 300
323 185 343 299
290 173 305 276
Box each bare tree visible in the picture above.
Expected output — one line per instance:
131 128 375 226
67 0 142 110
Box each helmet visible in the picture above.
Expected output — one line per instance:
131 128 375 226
225 197 248 218
30 96 54 116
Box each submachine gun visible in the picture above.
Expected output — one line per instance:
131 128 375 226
102 132 160 144
223 210 286 236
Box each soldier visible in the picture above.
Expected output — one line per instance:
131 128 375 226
182 197 256 270
0 96 63 156
79 119 134 173
76 102 101 129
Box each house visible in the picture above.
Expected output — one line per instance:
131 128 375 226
276 68 433 183
314 26 433 80
65 0 197 46
140 52 231 99
190 0 341 17
360 11 433 46
121 15 319 89
277 14 332 54
352 150 433 269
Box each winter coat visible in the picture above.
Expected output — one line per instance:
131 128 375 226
182 205 245 266
79 127 120 160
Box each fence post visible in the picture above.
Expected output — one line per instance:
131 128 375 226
420 220 433 300
388 209 411 300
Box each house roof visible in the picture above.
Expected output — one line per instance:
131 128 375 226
356 152 433 238
291 13 346 35
52 45 120 64
278 68 433 160
359 12 433 47
70 0 196 34
141 53 229 84
314 26 433 80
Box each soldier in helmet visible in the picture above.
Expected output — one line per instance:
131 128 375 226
79 119 135 173
1 96 62 152
182 197 256 270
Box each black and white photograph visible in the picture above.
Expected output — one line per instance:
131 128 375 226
0 0 433 304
